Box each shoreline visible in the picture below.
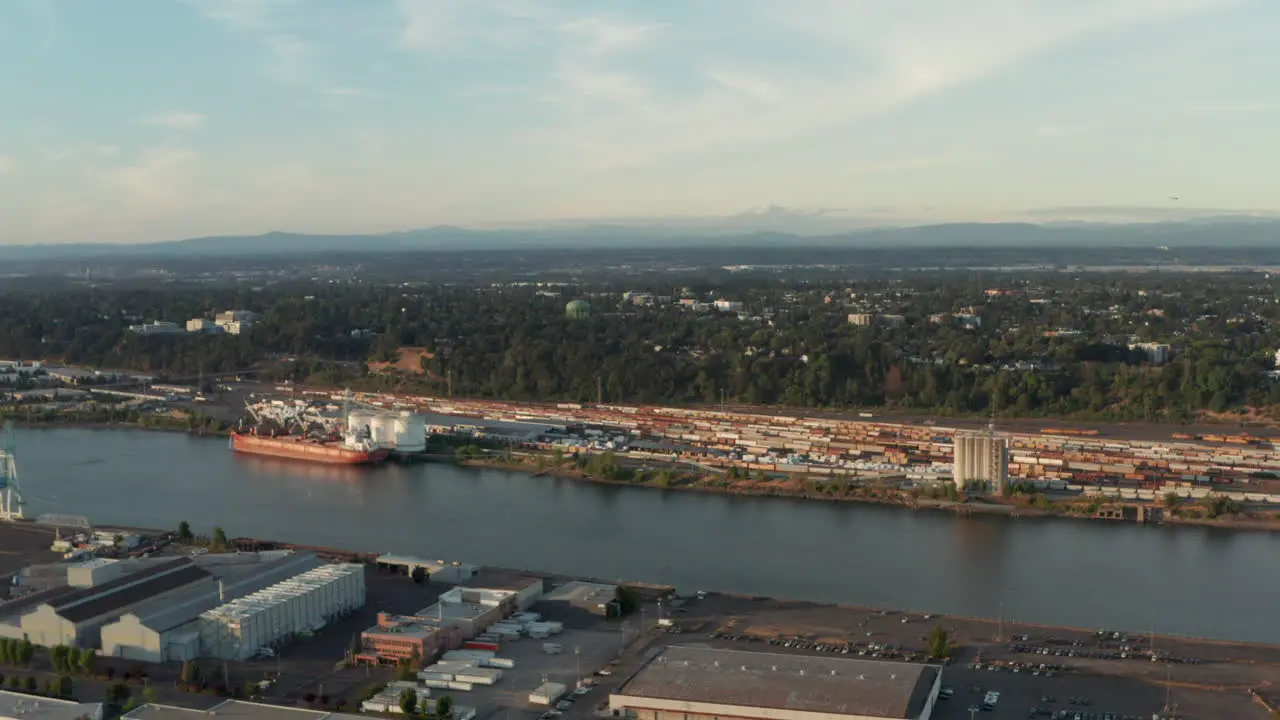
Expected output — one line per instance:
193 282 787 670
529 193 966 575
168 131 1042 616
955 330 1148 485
17 423 1280 534
456 455 1280 533
53 520 1280 652
7 418 229 437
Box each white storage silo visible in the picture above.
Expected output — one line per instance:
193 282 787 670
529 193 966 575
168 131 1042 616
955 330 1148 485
394 412 427 454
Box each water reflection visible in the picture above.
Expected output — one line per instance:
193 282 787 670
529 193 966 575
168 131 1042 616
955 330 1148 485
14 427 1280 643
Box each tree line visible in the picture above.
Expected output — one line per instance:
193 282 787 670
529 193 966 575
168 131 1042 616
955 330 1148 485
3 274 1280 421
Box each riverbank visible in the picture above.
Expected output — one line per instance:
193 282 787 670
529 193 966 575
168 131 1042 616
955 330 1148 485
456 451 1280 532
4 418 229 437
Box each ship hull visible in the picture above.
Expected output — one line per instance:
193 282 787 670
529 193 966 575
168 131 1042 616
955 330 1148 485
231 433 391 466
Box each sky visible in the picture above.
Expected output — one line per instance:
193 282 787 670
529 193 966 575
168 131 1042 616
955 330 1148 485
1 0 1279 244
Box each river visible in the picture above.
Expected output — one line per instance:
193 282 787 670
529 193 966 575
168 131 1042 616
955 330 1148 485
12 428 1277 643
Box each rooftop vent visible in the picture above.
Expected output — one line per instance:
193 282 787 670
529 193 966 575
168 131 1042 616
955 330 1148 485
741 665 748 671
857 674 866 680
799 669 805 676
771 665 777 671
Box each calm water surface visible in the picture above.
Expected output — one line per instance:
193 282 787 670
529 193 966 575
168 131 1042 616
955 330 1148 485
14 428 1278 643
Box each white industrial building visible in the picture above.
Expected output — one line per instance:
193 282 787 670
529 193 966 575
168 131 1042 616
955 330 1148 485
100 551 322 663
19 558 213 648
953 429 1009 496
0 690 103 720
611 647 942 720
198 564 365 660
124 700 361 720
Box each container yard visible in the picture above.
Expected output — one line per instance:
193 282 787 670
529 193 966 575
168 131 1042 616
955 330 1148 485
321 389 1280 509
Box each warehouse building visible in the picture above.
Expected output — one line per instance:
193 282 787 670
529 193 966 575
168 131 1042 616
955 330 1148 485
611 646 942 720
124 699 360 720
198 564 365 660
20 558 212 648
100 551 322 662
461 570 544 611
0 690 103 720
374 554 477 584
537 581 619 623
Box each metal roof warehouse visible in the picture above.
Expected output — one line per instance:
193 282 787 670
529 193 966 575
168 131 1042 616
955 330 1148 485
610 646 943 720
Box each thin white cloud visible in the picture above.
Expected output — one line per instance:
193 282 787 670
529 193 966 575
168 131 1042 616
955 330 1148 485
144 112 207 131
395 0 549 51
42 144 120 163
524 0 1243 168
557 17 663 56
263 33 309 85
1182 100 1280 118
180 0 296 31
97 148 198 214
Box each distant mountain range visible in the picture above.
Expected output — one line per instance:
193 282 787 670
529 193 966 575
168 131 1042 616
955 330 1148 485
2 214 1278 261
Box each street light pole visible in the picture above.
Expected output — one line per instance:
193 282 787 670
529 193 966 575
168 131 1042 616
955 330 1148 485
575 646 581 690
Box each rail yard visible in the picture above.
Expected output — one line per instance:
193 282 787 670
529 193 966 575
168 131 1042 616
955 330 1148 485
320 390 1280 508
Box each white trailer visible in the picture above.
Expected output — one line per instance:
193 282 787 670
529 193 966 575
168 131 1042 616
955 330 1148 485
530 682 567 706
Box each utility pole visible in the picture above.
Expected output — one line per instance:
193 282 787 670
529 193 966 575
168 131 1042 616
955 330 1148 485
720 388 726 413
447 371 453 398
597 375 603 405
996 601 1005 642
574 646 581 690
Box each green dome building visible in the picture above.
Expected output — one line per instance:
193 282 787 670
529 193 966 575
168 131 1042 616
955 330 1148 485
565 299 591 320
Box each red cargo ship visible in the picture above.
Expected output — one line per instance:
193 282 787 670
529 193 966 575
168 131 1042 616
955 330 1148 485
231 394 390 466
231 431 391 465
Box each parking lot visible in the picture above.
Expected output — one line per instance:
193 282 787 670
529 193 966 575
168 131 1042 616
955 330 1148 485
442 625 621 720
929 663 1267 720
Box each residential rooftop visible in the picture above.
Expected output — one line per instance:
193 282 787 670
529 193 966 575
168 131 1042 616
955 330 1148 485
614 646 938 720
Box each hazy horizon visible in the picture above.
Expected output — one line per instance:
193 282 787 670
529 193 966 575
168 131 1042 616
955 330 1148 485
2 0 1278 245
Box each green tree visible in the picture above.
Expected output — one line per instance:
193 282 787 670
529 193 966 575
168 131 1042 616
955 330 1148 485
177 521 193 543
141 686 158 705
106 682 131 706
180 660 199 685
211 527 230 551
437 694 454 720
398 688 418 715
22 676 36 693
927 625 951 659
410 566 426 584
79 649 94 676
57 676 73 698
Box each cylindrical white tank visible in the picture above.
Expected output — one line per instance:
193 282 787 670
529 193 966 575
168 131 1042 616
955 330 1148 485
347 410 377 439
394 412 427 454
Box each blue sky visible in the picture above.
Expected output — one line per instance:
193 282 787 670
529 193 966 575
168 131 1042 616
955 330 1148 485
1 0 1278 244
